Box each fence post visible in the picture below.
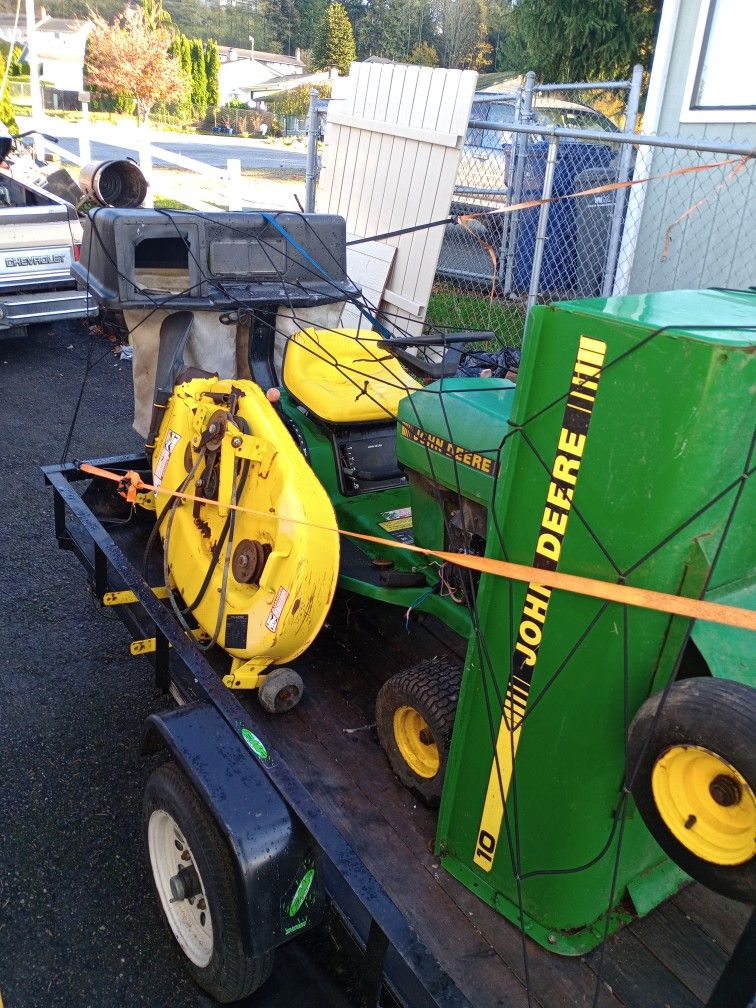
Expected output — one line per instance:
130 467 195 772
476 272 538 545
79 94 91 165
526 131 559 316
304 88 319 213
138 126 154 208
227 158 242 211
601 63 643 297
502 70 535 293
25 0 43 125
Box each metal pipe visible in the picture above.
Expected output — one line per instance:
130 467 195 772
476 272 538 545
601 63 644 297
465 120 754 157
79 94 91 165
24 0 42 124
535 80 631 92
226 157 242 211
527 132 559 315
304 88 319 213
502 70 535 293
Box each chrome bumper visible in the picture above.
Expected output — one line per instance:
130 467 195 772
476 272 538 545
0 288 96 328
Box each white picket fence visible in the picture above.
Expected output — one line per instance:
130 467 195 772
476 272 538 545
39 132 244 212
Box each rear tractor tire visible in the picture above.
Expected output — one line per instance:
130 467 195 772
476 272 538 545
376 658 462 806
144 762 274 1002
627 677 756 904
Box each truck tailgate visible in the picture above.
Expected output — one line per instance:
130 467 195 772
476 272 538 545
0 204 79 291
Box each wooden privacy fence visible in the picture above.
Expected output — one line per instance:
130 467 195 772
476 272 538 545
317 62 477 336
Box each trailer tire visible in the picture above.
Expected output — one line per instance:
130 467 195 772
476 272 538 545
144 762 274 1002
627 678 756 904
376 658 462 807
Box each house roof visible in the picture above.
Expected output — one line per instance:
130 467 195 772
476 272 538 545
250 68 332 96
217 45 303 67
37 18 89 32
0 14 90 37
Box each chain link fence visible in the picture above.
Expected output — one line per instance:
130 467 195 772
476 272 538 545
432 118 755 349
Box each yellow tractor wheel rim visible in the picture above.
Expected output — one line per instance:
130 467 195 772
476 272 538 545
652 744 756 866
393 706 440 779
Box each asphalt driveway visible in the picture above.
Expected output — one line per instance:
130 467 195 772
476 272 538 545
0 321 353 1008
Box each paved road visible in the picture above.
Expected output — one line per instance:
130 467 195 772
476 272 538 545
55 137 307 173
0 320 354 1008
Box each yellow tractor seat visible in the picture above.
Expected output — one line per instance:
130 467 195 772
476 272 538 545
283 327 421 424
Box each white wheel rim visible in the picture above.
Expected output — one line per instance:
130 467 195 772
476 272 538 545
147 809 214 967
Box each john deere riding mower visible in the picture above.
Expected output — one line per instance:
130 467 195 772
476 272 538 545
75 207 755 951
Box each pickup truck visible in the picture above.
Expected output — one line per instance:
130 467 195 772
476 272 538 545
0 170 94 338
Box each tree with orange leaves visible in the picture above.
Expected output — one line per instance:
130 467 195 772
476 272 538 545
85 6 187 125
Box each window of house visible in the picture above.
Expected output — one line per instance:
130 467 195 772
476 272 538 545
681 0 756 122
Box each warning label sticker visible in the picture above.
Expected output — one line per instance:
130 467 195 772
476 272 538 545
378 507 414 545
265 587 289 633
153 429 181 489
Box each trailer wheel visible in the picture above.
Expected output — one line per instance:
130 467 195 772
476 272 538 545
144 762 273 1003
259 667 304 713
627 678 756 903
376 658 462 806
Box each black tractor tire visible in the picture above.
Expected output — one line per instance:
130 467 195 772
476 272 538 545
376 657 463 807
627 678 756 904
143 762 274 1002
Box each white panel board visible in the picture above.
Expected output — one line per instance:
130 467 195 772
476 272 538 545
318 62 477 336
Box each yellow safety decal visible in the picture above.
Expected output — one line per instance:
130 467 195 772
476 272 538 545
473 335 606 872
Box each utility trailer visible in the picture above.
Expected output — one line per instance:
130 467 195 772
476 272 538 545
46 207 754 1007
44 456 753 1008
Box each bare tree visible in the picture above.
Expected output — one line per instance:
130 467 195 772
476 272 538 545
86 7 187 124
432 0 487 68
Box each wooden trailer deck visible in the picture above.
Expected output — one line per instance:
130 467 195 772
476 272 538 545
61 494 751 1008
243 586 751 1008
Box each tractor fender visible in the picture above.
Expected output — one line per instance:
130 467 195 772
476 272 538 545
143 701 323 956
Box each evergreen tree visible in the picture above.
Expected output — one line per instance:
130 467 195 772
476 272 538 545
312 2 356 75
486 0 528 73
295 0 331 51
169 30 192 120
204 38 220 108
357 0 406 60
515 0 659 82
0 52 17 130
179 33 193 82
189 38 208 112
141 0 173 30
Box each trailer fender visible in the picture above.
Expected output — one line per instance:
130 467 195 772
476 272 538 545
143 701 323 957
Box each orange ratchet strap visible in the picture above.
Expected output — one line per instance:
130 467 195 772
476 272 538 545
80 463 756 633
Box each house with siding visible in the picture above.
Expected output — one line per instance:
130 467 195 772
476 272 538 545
0 11 91 92
617 0 755 294
217 46 305 106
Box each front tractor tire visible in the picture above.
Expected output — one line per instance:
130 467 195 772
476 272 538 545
627 678 756 904
143 762 274 1003
376 658 462 806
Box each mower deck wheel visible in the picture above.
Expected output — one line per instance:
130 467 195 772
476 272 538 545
259 667 304 714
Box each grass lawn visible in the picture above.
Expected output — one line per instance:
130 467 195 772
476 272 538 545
427 285 526 347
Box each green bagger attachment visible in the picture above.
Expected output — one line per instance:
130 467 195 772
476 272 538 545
435 289 756 954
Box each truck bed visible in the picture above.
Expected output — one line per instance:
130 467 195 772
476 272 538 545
55 472 751 1008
